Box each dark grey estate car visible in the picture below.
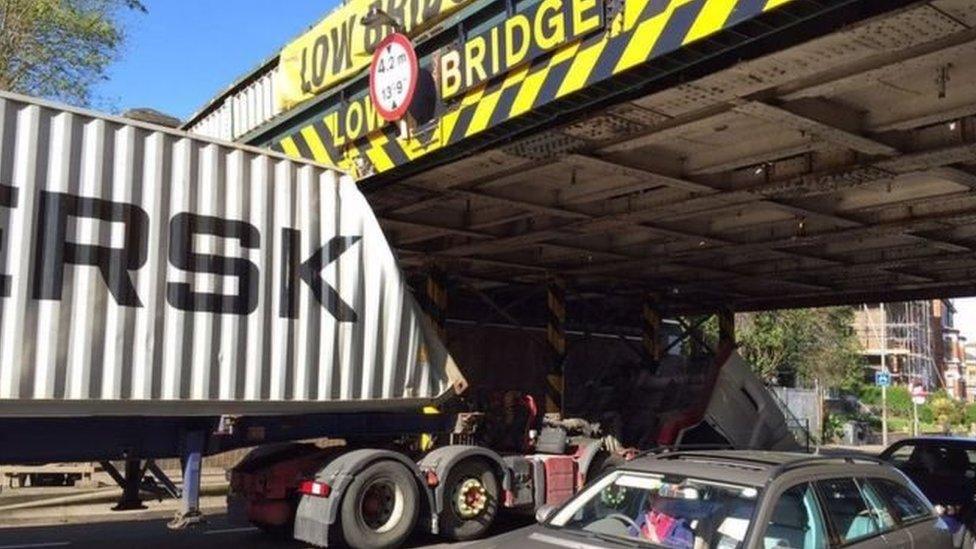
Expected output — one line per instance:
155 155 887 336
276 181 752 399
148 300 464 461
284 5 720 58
482 451 953 548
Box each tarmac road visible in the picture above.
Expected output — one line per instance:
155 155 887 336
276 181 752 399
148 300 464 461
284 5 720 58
0 512 534 549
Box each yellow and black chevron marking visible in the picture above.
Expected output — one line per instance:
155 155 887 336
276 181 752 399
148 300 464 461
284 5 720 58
425 266 449 341
642 294 663 363
274 0 799 176
546 277 567 414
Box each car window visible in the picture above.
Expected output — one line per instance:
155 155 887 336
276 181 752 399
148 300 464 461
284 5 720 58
549 471 759 549
886 444 915 466
815 478 880 544
869 478 930 522
905 443 973 474
762 484 827 549
855 479 897 530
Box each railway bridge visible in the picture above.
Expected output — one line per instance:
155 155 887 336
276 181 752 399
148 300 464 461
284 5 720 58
187 0 976 405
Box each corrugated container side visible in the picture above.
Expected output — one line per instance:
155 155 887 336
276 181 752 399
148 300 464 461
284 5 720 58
0 91 462 417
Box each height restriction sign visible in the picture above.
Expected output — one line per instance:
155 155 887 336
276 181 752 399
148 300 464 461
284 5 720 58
369 33 418 122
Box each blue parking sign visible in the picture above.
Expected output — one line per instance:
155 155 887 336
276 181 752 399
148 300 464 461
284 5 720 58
875 372 891 387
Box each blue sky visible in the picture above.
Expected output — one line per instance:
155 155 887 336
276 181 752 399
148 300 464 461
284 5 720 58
94 1 337 120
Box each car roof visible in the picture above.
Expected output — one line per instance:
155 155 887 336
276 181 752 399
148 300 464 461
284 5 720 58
890 436 976 445
617 450 894 488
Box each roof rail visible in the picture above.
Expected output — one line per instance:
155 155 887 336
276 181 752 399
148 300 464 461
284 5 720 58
769 453 888 480
637 443 735 459
649 451 783 469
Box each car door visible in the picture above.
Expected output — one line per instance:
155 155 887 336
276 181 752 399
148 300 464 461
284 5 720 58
867 477 954 549
812 477 900 549
855 478 909 548
758 482 829 549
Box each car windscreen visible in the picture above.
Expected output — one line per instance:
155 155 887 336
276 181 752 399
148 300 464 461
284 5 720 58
549 470 760 548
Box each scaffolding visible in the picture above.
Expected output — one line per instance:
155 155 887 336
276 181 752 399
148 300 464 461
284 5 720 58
859 302 940 390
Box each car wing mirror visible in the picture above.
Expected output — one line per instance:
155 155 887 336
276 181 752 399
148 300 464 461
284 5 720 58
536 504 557 524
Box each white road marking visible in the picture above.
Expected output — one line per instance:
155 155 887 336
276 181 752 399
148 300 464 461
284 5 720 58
0 543 71 549
203 527 259 535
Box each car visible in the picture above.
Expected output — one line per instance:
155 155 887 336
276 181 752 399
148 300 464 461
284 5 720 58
880 437 976 545
478 450 953 548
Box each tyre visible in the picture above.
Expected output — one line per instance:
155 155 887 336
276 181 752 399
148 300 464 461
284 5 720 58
338 461 419 549
438 459 499 541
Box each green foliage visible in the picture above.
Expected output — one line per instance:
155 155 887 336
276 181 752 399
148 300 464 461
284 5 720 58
887 386 914 417
926 391 963 432
822 413 846 443
859 385 913 416
861 385 973 433
918 404 934 425
859 385 881 406
0 0 145 106
735 307 863 391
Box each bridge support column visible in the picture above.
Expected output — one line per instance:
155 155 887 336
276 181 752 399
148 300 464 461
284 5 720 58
546 277 567 415
425 264 448 341
642 294 663 369
718 308 735 349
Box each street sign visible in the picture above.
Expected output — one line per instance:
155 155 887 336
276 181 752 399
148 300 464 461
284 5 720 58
875 371 891 387
911 383 926 405
369 33 418 122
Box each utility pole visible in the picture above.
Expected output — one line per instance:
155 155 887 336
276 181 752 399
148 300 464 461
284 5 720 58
913 394 920 436
880 303 888 447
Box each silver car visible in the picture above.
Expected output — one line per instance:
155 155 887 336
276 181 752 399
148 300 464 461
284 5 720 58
481 451 953 548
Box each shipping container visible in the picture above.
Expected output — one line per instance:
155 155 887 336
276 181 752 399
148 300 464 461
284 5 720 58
0 91 463 418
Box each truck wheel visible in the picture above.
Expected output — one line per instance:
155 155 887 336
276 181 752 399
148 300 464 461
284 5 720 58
439 459 498 541
338 461 419 549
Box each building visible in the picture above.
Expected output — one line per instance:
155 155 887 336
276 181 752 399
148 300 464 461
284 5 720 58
964 343 976 403
854 300 961 396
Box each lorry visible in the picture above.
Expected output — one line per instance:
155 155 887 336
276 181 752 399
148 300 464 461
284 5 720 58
0 91 797 547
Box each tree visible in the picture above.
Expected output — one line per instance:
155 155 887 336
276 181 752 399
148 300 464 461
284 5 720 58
928 392 964 434
735 307 863 391
0 0 145 106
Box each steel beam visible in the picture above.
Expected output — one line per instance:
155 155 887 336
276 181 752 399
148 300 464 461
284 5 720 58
731 100 898 157
642 294 663 366
718 308 735 349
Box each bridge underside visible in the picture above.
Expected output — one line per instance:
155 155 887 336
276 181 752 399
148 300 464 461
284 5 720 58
366 0 976 316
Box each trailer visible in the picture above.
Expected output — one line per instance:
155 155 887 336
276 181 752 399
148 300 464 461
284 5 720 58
0 91 796 547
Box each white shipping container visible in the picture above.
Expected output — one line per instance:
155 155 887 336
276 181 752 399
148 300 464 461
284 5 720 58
0 91 463 417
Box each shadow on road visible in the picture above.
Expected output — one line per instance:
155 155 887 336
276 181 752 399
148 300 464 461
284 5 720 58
0 512 535 549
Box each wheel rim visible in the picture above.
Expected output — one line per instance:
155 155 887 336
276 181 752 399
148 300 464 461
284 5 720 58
358 478 405 533
454 477 488 519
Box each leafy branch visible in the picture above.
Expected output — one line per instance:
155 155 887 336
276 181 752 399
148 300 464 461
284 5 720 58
0 0 145 106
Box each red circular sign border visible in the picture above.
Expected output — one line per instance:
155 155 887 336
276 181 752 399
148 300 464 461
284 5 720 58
369 33 419 122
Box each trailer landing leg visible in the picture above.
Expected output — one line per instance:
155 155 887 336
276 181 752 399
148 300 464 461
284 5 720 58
101 458 182 510
167 430 206 530
108 459 147 511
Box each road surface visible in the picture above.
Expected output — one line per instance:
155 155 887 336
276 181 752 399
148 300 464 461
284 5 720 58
0 513 532 549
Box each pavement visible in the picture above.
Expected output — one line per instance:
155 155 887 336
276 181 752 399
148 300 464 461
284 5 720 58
0 511 533 549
